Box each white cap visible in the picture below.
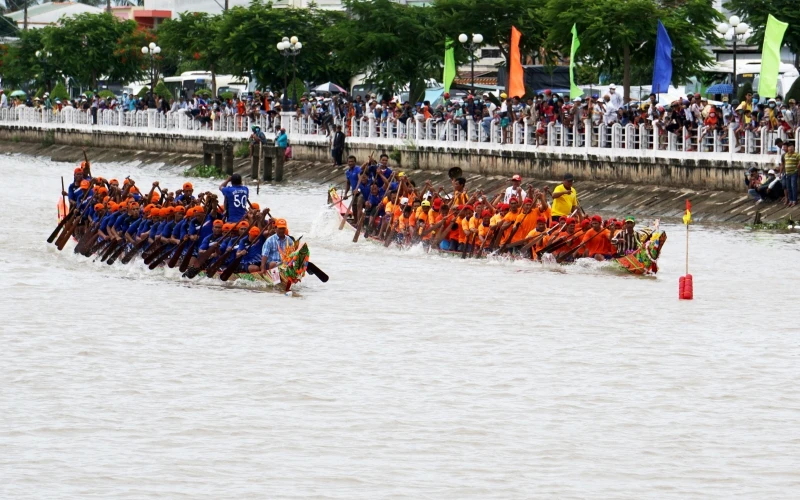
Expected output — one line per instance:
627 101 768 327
769 98 776 103
768 169 776 174
609 84 616 89
574 97 582 102
400 197 409 204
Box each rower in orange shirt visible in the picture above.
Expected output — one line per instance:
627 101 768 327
580 215 614 260
395 205 416 244
477 210 494 247
460 204 476 252
498 196 522 244
417 199 435 245
524 217 551 260
549 217 583 261
507 196 540 248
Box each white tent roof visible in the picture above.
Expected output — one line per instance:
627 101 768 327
6 2 104 29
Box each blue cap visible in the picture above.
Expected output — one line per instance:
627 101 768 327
389 182 399 191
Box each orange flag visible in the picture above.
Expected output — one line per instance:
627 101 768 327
509 26 525 98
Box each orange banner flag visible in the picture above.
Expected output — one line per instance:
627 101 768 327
509 26 525 98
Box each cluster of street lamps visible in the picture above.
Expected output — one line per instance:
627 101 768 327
35 50 53 91
277 36 302 109
141 42 162 99
458 33 483 95
716 15 751 99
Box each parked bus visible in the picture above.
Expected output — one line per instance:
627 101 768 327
163 72 249 99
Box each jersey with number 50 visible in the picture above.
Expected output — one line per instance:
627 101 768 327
221 185 250 223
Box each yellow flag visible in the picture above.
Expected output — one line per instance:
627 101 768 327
683 199 692 225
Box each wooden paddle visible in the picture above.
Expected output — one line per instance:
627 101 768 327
99 239 121 262
55 200 92 250
205 234 246 277
85 237 111 258
48 206 75 244
74 223 97 254
351 197 365 243
105 241 129 265
519 222 563 256
556 227 608 263
120 236 149 264
537 230 585 259
306 262 329 282
461 231 476 259
142 241 167 265
179 239 198 273
167 237 191 268
338 188 356 230
147 243 178 270
184 229 234 279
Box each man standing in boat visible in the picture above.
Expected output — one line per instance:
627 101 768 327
551 173 577 222
219 173 249 223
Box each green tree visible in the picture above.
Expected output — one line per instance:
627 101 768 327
737 81 753 103
153 80 173 100
785 77 800 103
286 77 306 102
216 4 349 94
433 0 549 65
325 0 442 97
51 81 70 101
41 13 150 89
0 27 47 90
158 12 227 96
544 0 721 101
723 0 800 68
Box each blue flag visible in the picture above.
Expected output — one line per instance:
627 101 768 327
652 20 673 94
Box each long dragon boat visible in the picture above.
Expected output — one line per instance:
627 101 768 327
328 187 666 276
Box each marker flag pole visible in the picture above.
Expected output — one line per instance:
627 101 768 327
680 199 693 300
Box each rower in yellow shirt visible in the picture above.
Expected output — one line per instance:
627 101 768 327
551 173 577 222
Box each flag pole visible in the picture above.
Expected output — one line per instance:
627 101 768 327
680 198 693 300
685 221 689 276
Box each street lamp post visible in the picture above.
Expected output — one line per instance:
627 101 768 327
35 50 53 92
141 42 162 100
716 16 751 99
458 33 483 96
277 36 302 110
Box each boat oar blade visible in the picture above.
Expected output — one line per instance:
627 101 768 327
219 255 245 282
306 262 328 283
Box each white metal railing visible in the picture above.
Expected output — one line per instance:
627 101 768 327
0 106 283 139
0 106 792 164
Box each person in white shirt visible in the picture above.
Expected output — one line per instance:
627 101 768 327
0 90 7 108
603 94 618 125
503 174 527 203
608 84 623 109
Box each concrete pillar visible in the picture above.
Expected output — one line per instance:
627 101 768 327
250 145 259 181
214 148 223 171
263 147 274 182
203 147 213 167
275 146 284 182
223 143 234 175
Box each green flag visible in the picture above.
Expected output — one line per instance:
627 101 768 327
758 14 788 98
569 24 583 99
443 37 456 93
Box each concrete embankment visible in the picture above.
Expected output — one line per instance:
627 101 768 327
1 141 795 225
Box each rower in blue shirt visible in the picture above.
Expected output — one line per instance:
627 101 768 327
236 226 266 273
